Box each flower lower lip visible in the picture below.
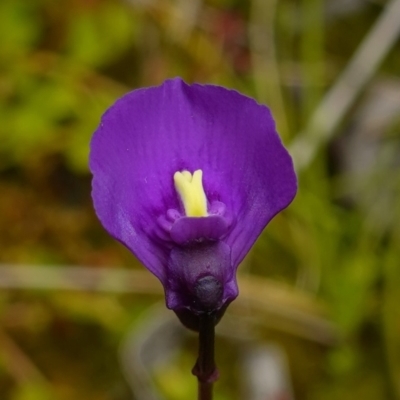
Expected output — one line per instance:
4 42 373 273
90 77 297 322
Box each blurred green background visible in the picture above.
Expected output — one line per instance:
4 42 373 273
1 0 400 399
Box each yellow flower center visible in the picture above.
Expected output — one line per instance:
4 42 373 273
173 170 208 217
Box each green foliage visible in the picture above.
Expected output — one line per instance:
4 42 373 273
11 383 53 400
65 2 137 68
0 0 40 60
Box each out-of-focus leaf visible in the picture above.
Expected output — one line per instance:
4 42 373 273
0 0 39 60
65 2 137 68
382 240 400 396
11 383 52 400
327 254 378 334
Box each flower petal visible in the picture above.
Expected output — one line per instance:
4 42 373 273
90 78 296 284
169 215 230 245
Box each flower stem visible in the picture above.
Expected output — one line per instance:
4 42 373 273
192 312 219 400
198 381 213 400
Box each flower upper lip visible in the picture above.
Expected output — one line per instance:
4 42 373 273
157 200 233 245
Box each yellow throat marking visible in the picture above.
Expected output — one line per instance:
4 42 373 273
173 170 207 217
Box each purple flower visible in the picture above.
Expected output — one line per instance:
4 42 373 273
90 78 296 328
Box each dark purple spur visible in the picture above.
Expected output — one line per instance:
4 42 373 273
89 78 297 329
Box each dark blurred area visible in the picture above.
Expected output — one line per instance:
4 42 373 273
1 0 400 399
